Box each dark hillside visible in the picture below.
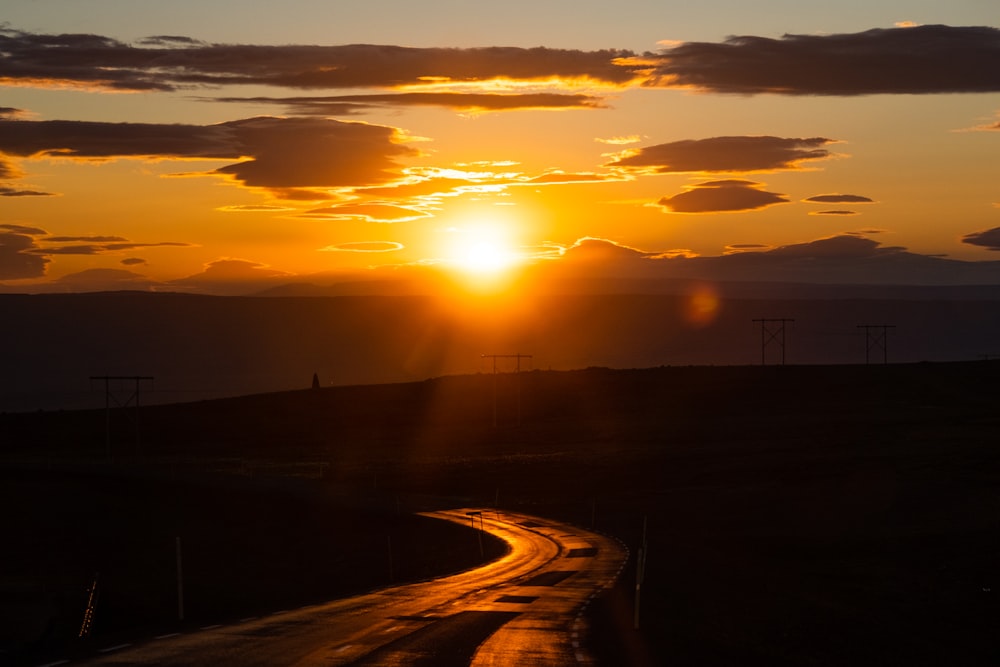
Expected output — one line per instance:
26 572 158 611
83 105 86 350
3 291 1000 412
2 362 999 665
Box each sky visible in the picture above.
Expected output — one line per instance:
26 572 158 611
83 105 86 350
1 0 999 296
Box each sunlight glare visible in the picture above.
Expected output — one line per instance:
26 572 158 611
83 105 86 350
444 223 522 279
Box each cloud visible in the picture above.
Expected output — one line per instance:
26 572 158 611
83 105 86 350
302 203 431 222
212 92 607 115
765 234 899 258
961 227 1000 251
804 193 875 204
658 180 790 213
522 171 621 185
0 157 23 179
121 257 147 266
37 239 190 256
179 258 288 280
560 236 656 263
0 28 640 92
218 204 298 212
1 223 47 235
0 230 49 279
360 177 478 199
649 25 1000 95
171 258 292 295
321 242 404 253
538 234 1000 286
0 116 417 193
726 243 771 252
45 235 129 243
0 185 56 197
595 135 642 145
809 210 860 216
54 268 157 290
609 136 836 173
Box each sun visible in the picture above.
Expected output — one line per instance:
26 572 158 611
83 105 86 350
443 223 523 278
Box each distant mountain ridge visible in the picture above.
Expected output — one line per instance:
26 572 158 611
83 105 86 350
251 278 1000 301
2 288 999 411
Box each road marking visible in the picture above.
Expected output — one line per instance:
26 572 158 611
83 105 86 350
98 643 131 653
200 624 222 630
154 632 180 639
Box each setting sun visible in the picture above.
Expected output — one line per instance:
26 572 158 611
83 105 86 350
443 223 523 278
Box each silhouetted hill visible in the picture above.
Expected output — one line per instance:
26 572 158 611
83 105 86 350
2 362 999 666
2 289 1000 411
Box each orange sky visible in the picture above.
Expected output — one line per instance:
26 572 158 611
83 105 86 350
1 2 999 295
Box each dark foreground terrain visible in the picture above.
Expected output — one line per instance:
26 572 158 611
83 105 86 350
2 362 999 665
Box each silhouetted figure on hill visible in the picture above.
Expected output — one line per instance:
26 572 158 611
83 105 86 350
311 372 320 390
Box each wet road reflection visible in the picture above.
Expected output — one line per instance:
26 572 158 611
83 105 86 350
70 509 627 666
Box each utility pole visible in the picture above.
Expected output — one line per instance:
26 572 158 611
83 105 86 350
91 375 154 457
751 319 794 365
481 354 532 426
857 325 896 365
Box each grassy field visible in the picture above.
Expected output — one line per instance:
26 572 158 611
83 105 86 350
2 361 999 665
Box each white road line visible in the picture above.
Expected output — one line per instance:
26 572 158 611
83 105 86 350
98 643 131 653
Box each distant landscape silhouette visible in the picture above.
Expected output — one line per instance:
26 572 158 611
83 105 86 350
2 287 1000 411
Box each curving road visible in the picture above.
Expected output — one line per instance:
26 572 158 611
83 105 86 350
68 509 628 666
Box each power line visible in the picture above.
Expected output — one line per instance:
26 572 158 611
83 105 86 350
90 375 154 457
481 354 532 427
751 319 794 365
857 325 896 365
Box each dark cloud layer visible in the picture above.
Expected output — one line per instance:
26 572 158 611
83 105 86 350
610 136 835 173
658 180 789 213
962 227 1000 251
650 25 1000 95
0 27 639 92
0 116 415 192
0 231 49 279
551 235 1000 285
805 193 875 204
214 92 607 115
4 25 997 100
0 223 190 280
0 185 55 197
810 210 859 216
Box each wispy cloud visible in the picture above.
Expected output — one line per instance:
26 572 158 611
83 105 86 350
609 136 837 174
321 242 404 253
804 193 875 204
0 184 55 197
301 203 431 222
211 92 608 115
809 210 860 216
657 179 789 213
648 25 1000 95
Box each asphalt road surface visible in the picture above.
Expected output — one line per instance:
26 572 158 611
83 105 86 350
67 509 628 666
